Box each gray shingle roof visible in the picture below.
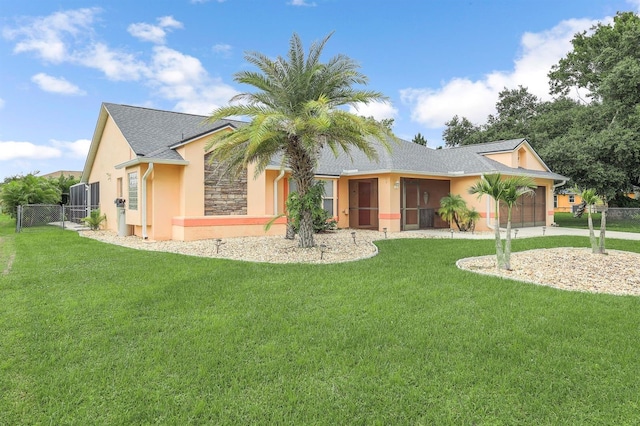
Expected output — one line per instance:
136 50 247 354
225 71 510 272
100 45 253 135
104 103 566 181
103 103 244 162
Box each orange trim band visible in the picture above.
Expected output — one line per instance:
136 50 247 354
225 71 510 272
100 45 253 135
173 216 287 227
547 210 555 215
379 213 401 220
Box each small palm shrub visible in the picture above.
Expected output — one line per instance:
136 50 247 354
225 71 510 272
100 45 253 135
438 193 479 232
83 209 106 231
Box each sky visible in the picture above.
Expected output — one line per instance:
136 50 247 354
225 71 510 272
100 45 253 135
1 0 638 181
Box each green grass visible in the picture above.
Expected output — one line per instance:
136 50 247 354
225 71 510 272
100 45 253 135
2 219 640 424
555 212 640 233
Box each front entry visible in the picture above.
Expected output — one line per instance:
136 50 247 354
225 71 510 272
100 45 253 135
401 178 451 231
349 179 379 229
402 179 420 230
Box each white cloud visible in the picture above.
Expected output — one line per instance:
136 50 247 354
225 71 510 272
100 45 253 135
31 73 86 95
627 0 640 12
127 16 183 44
349 101 398 120
149 46 238 114
157 16 183 29
127 23 167 44
7 9 238 115
289 0 317 6
2 8 99 63
213 43 232 56
78 42 149 81
51 139 91 158
0 141 61 161
401 17 600 128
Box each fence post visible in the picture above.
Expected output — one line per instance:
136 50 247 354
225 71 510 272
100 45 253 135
62 204 66 230
16 205 22 233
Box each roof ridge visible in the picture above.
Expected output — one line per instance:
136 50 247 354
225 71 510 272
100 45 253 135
444 138 525 150
103 102 210 119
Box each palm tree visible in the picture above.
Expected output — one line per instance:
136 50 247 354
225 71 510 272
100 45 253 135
500 176 537 269
468 174 507 268
437 193 479 232
469 174 536 270
580 188 603 253
205 33 394 248
437 193 467 230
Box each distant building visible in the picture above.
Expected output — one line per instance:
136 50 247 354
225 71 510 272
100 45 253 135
40 170 83 179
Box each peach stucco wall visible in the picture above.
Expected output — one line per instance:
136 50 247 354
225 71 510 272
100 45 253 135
484 145 547 172
87 115 137 234
172 216 287 241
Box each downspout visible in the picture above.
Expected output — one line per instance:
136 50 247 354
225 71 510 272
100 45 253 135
273 169 285 215
553 179 567 223
142 163 154 239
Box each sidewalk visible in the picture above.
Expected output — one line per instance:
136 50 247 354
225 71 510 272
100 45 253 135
404 226 640 241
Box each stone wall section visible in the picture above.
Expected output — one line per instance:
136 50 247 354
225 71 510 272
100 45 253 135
204 152 248 215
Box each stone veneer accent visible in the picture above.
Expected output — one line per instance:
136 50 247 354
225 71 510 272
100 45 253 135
204 152 248 215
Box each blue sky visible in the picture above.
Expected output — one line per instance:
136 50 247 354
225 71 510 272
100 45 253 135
0 0 637 181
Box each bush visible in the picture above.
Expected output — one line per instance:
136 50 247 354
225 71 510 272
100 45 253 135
82 209 106 230
286 181 337 234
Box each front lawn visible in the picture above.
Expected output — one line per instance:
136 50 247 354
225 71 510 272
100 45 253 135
555 212 640 233
2 220 640 424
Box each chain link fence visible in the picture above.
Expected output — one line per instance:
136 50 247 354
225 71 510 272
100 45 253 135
15 204 95 233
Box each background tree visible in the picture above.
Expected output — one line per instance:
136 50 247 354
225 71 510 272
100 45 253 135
0 174 61 218
412 132 427 146
205 33 394 248
442 115 481 147
50 174 80 195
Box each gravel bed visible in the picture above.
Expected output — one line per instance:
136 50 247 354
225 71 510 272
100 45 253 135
79 229 403 264
457 248 640 296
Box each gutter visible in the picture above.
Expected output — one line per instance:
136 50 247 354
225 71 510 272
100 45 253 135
141 162 154 239
273 169 285 215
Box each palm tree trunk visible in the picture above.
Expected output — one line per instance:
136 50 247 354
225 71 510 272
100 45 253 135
598 200 607 254
587 208 598 253
285 217 296 240
288 139 316 248
504 208 513 270
494 200 505 269
298 208 314 247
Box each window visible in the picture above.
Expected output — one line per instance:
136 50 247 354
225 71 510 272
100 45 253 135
288 178 335 216
117 177 123 198
554 195 558 208
569 195 575 204
128 172 138 210
320 180 334 216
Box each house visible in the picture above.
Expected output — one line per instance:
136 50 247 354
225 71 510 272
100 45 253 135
554 189 638 213
79 103 567 241
554 190 582 213
40 170 83 179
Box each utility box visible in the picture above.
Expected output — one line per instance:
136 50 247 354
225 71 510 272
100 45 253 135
114 198 131 236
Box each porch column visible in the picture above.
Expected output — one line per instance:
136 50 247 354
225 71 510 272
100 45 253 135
378 174 401 232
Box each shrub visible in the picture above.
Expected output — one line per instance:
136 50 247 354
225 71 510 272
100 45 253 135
286 181 337 234
83 209 106 230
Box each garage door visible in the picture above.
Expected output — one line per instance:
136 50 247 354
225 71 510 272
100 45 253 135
499 187 546 228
